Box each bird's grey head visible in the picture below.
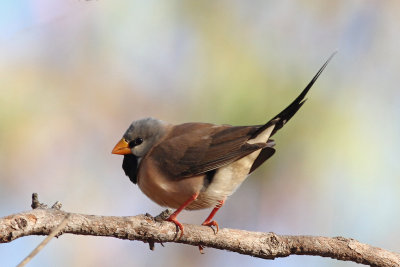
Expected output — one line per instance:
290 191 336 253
122 117 168 158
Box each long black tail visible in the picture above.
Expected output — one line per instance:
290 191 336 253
252 52 336 138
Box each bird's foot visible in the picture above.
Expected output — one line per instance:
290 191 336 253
201 220 219 234
166 214 184 240
165 193 199 240
198 219 220 254
199 245 205 254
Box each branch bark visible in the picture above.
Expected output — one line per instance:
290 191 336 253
1 195 399 267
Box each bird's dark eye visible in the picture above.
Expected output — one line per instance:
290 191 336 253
128 137 143 148
134 137 143 145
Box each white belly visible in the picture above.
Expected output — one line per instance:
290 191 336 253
195 124 276 206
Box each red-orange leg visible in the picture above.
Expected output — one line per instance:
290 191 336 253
201 199 225 233
167 193 199 240
199 199 225 254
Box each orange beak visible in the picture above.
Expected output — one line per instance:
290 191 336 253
112 138 131 155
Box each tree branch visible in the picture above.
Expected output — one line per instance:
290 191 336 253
1 194 399 266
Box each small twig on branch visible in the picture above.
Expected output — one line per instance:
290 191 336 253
0 194 399 266
31 193 48 209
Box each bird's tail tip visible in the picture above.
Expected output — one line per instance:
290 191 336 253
252 53 336 138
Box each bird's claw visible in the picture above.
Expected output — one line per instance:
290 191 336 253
202 220 219 234
167 215 184 240
198 245 205 254
197 220 219 254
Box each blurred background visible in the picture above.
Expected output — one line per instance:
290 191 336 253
1 1 400 266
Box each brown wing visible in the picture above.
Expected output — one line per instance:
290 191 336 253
150 123 267 178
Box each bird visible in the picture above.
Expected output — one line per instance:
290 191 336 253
112 54 334 241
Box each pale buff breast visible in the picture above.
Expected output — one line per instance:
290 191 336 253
137 156 207 209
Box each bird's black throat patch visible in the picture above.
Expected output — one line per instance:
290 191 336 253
122 154 138 184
